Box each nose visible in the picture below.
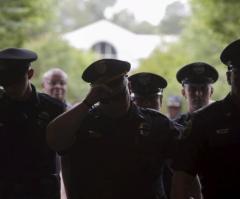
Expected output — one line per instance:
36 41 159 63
54 83 62 87
194 89 203 97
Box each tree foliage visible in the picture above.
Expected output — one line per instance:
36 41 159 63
24 34 97 103
190 0 240 43
57 0 117 32
158 1 189 35
110 9 157 34
0 0 57 48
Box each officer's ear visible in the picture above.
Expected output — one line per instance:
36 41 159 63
226 71 232 85
128 81 132 94
210 85 214 97
181 87 186 98
27 67 34 80
159 95 163 107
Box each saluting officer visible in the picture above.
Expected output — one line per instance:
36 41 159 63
0 48 65 199
171 39 240 199
47 59 181 199
129 72 167 111
175 62 218 126
129 72 172 198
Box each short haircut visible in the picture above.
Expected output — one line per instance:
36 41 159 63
42 68 68 82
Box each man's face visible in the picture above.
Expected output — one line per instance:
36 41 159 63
4 72 29 99
43 72 67 102
134 95 162 111
229 68 240 101
168 106 181 120
182 83 213 112
99 76 131 115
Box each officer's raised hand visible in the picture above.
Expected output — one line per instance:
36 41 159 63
83 84 112 108
47 59 130 151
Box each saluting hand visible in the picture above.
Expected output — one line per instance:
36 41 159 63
84 84 113 106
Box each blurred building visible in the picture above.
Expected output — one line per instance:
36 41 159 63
62 20 178 68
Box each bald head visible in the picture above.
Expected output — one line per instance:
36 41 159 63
42 68 68 102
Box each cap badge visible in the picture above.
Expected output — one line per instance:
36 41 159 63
227 61 233 68
95 61 107 75
193 65 205 74
139 74 151 85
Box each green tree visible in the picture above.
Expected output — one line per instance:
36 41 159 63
158 1 189 35
190 0 240 43
110 9 157 34
24 33 97 103
57 0 117 32
0 0 57 48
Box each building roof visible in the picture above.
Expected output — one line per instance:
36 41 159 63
63 20 178 68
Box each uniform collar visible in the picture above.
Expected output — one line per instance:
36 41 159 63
2 84 40 106
28 84 40 106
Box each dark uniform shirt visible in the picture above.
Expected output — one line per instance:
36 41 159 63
174 113 191 127
173 93 240 199
158 113 191 198
0 85 65 199
61 103 180 199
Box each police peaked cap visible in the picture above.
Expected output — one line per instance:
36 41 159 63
220 39 240 69
176 62 218 85
129 72 167 96
0 48 37 86
0 48 37 62
82 59 131 84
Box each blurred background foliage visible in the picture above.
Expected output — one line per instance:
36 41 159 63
0 0 239 110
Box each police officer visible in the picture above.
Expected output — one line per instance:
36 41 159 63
129 72 167 111
171 39 240 199
47 59 181 199
129 72 172 198
0 48 65 199
175 62 218 126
